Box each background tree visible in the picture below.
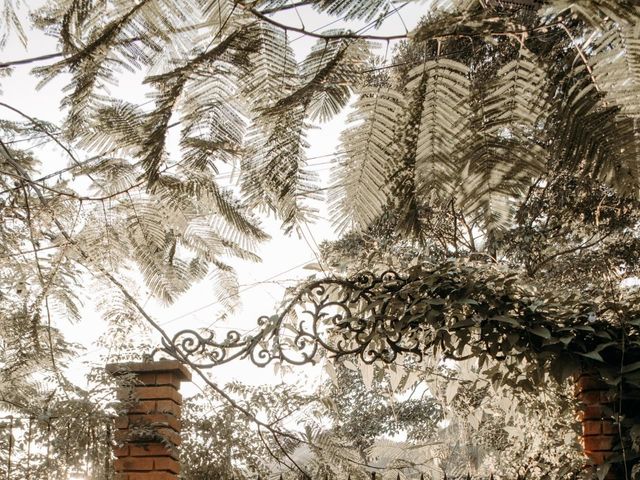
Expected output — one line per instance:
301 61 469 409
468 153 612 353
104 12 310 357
1 0 640 478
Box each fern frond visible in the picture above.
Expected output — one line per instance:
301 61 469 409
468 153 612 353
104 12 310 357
460 139 540 231
95 281 146 329
1 0 27 48
330 87 406 232
408 59 472 196
77 101 146 155
45 259 83 323
206 264 240 313
180 218 261 264
312 0 393 22
457 51 548 231
178 74 247 172
267 36 371 123
243 104 319 232
242 23 298 112
141 27 256 185
390 58 473 236
78 157 138 196
482 51 548 135
122 196 168 249
543 0 639 28
128 228 192 304
154 173 269 244
59 0 105 52
35 0 158 136
590 22 640 118
551 59 640 197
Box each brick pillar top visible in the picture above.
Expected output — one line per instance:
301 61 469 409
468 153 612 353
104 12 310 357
576 371 620 479
106 359 192 382
107 359 191 480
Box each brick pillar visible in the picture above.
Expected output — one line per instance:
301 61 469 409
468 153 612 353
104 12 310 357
107 360 191 480
575 371 618 479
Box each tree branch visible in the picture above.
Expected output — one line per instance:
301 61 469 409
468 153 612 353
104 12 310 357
248 7 409 41
258 1 314 15
0 52 65 69
1 134 302 444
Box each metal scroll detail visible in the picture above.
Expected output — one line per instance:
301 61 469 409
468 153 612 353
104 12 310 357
158 270 427 369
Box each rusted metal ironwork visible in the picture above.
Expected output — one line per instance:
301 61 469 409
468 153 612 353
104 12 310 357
158 270 426 368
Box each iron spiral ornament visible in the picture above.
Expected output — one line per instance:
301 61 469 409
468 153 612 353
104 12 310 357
157 270 426 368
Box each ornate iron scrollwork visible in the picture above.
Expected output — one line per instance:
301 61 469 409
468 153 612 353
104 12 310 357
158 270 427 368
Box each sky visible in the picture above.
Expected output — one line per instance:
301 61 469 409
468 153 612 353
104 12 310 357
0 1 427 397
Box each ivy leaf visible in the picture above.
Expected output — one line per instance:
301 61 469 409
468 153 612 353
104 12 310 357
596 463 611 480
450 318 476 330
578 351 605 362
506 333 520 347
491 315 520 327
358 358 374 390
527 326 551 339
572 325 596 332
458 298 479 305
621 361 640 374
559 336 574 345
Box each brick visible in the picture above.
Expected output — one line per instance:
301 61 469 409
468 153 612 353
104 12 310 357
114 457 154 471
129 400 157 414
127 413 181 432
600 389 617 403
115 429 181 446
114 430 131 444
114 445 129 458
126 473 176 480
578 390 604 405
135 386 182 404
156 428 181 446
153 457 181 473
129 372 180 389
582 421 602 436
127 399 181 416
108 361 189 480
115 415 129 429
117 387 138 401
156 400 181 417
135 372 158 385
129 444 178 459
583 434 616 452
155 372 181 389
577 375 608 392
602 421 618 435
585 450 615 464
578 405 605 420
106 360 192 382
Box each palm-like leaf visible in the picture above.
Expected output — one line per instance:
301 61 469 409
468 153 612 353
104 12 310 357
331 87 406 232
409 59 472 195
590 22 640 118
458 52 548 230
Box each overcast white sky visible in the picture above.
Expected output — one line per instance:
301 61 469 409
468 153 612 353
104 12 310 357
1 1 427 395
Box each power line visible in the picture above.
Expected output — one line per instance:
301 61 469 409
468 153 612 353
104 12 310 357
203 258 315 329
70 257 316 362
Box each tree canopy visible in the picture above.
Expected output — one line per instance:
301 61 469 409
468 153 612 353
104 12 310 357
1 0 640 478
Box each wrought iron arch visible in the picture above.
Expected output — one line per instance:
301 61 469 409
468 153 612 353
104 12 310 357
155 264 640 381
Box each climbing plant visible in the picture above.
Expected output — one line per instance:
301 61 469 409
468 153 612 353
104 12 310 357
1 0 640 477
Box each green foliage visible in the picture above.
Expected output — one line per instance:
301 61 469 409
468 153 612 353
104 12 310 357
2 0 640 478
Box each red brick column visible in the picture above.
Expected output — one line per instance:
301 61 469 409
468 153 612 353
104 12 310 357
576 371 618 479
107 360 191 480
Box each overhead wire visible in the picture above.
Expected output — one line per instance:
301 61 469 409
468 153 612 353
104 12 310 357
0 1 426 365
68 257 317 362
